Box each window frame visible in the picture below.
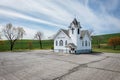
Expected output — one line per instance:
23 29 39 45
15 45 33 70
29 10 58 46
78 28 80 34
85 40 87 46
82 41 84 46
59 40 63 46
65 40 67 45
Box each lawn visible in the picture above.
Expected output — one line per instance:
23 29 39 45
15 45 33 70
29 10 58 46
0 40 53 51
93 48 120 53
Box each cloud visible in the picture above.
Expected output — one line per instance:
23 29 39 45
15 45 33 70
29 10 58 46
0 9 66 28
0 0 120 39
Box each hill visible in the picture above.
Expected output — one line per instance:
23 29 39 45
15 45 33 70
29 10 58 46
92 33 120 44
92 33 120 53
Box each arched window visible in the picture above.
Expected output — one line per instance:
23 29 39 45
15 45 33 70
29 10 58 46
65 40 67 45
78 28 80 34
82 41 84 46
85 40 87 46
56 41 58 46
59 40 63 46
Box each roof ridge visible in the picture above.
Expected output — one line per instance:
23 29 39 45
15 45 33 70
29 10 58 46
60 29 70 38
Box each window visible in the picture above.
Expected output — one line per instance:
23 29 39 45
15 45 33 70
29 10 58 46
82 41 84 46
85 40 87 46
65 40 67 45
56 41 58 46
71 28 74 34
59 40 63 46
78 28 79 34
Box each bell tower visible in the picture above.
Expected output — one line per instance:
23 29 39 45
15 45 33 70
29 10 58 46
69 18 82 46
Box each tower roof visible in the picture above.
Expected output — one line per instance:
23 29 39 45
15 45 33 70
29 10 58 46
72 18 78 25
69 18 81 28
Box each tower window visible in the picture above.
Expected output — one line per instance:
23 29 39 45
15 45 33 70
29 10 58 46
71 28 74 34
78 28 79 34
59 40 63 46
85 40 87 46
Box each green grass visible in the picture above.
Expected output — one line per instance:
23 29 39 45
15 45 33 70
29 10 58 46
0 40 53 51
92 33 120 44
93 48 120 53
92 33 120 53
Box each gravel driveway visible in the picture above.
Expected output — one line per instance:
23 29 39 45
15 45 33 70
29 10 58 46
0 50 120 80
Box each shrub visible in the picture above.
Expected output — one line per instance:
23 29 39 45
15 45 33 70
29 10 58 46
108 37 120 49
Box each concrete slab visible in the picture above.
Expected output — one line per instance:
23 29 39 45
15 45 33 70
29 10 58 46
61 67 120 80
0 50 120 80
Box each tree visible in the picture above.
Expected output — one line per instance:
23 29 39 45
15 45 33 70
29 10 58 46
96 36 104 48
108 37 120 50
28 41 32 49
2 23 25 51
34 31 43 49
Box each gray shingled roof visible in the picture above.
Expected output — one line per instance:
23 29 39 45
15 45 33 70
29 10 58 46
54 29 91 40
80 30 91 39
69 18 81 28
53 29 70 39
72 18 78 25
61 29 70 37
66 43 77 48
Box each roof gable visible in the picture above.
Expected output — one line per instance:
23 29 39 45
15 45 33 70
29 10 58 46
72 18 78 25
80 30 91 40
69 18 81 28
53 29 70 39
66 43 77 48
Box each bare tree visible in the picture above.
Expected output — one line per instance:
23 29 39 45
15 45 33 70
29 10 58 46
34 31 43 49
2 23 25 51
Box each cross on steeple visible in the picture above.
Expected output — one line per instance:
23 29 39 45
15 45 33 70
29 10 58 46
71 28 74 34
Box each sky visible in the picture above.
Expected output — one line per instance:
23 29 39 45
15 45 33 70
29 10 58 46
0 0 120 39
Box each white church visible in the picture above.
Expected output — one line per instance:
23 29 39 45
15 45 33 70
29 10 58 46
53 18 92 54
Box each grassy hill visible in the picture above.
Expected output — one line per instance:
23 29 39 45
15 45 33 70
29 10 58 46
92 33 120 44
92 33 120 53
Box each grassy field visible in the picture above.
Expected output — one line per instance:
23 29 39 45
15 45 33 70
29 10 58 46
93 48 120 53
92 33 120 44
0 40 53 51
92 33 120 53
0 33 120 53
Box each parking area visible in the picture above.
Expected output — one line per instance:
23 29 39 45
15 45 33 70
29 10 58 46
0 50 120 80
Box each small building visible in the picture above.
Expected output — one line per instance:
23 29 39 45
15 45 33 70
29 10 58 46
53 18 92 54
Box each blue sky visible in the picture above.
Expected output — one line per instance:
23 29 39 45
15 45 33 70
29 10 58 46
0 0 120 39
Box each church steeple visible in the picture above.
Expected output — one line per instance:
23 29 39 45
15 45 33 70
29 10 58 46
72 18 78 25
69 18 82 28
68 18 82 45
